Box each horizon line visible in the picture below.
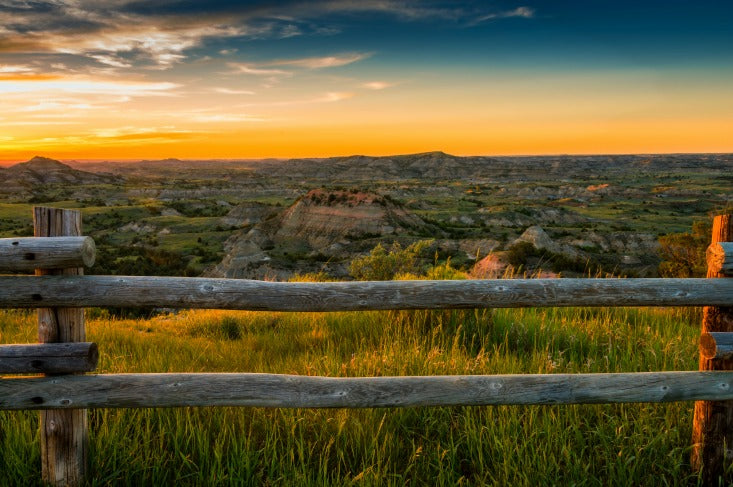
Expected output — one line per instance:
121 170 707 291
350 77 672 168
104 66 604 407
1 150 732 165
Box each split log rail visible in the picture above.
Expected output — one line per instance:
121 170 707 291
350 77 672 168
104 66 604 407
0 207 732 485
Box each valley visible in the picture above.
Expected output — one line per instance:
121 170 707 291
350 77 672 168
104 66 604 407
0 152 730 280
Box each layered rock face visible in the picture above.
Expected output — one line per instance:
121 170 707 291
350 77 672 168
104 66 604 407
208 189 436 280
269 190 426 248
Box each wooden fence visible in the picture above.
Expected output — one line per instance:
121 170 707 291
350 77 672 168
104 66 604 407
0 207 732 485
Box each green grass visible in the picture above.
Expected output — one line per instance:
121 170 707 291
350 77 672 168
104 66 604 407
0 306 708 485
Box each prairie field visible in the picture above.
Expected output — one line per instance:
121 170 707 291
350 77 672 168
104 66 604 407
0 305 707 486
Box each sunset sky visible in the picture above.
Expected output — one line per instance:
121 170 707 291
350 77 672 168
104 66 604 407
1 0 732 160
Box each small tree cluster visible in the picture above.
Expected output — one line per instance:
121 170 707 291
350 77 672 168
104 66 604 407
658 220 711 278
349 240 433 280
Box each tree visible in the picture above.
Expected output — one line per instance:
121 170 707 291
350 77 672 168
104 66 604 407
658 220 711 278
349 240 433 281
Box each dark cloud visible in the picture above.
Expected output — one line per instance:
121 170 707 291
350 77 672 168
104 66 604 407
0 1 60 14
119 0 289 17
0 1 535 71
0 1 106 35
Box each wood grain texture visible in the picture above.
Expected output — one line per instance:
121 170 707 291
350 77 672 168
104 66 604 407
1 372 733 410
700 333 733 361
0 237 95 272
0 343 98 374
33 207 87 487
0 276 731 310
693 215 733 484
707 242 733 276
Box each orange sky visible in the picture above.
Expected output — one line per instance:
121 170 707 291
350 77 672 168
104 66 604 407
2 2 732 161
3 75 731 161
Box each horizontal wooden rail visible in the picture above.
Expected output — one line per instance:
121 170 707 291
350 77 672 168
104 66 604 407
0 342 98 374
0 276 731 311
1 372 732 410
0 236 95 271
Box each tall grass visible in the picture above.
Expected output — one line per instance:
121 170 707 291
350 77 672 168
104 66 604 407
0 306 705 485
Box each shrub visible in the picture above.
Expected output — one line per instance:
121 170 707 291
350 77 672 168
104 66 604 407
289 271 334 282
506 241 539 267
658 220 710 278
349 240 433 281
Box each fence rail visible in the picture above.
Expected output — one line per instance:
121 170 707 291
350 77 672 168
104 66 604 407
2 371 733 410
2 275 733 310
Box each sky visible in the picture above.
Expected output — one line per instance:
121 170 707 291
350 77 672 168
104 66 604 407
1 0 732 160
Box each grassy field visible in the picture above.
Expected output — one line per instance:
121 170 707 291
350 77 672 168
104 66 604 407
0 305 708 486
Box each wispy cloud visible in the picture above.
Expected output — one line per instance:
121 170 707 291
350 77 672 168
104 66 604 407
0 78 179 96
469 6 535 25
318 91 354 102
213 87 256 95
312 0 462 21
239 91 355 108
18 100 101 113
268 53 370 69
507 7 535 18
90 126 198 142
87 54 132 69
0 64 33 73
362 81 393 90
227 63 291 77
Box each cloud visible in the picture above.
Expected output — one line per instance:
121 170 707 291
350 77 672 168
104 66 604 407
238 90 354 108
362 81 393 90
308 0 462 21
90 126 199 142
227 63 291 77
507 7 535 18
88 54 133 68
312 1 534 24
0 64 32 73
226 53 367 87
268 52 370 69
470 6 535 25
0 77 179 96
213 87 255 95
0 2 534 72
18 100 101 113
52 24 248 69
0 3 258 69
317 91 354 102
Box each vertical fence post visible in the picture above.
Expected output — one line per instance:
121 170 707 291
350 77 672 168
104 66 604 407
692 214 733 483
33 207 88 486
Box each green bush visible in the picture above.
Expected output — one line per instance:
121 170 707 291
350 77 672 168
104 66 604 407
349 240 433 281
658 220 710 278
506 241 539 267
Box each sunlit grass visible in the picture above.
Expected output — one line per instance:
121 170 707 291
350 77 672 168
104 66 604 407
0 306 705 485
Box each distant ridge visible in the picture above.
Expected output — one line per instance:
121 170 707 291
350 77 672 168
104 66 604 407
254 151 497 181
12 156 71 171
4 156 116 185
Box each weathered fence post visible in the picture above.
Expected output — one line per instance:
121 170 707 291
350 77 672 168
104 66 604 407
34 207 88 486
693 214 733 483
